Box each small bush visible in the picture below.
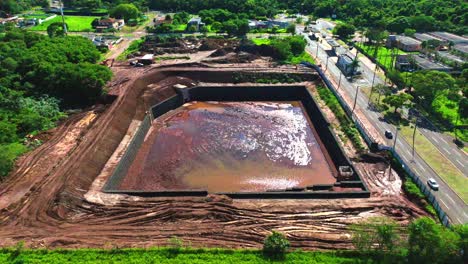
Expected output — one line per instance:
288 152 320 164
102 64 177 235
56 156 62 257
168 236 183 255
263 231 290 260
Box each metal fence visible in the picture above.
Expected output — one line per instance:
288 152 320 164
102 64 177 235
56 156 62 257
305 62 451 227
103 115 152 191
390 147 451 227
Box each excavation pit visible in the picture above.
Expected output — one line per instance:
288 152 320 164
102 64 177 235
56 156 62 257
104 85 370 198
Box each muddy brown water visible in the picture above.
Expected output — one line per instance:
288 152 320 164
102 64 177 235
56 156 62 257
119 101 336 192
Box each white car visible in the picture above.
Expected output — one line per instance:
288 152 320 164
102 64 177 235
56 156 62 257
427 178 439 190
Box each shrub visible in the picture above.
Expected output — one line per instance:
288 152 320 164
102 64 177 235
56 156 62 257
168 236 183 255
263 231 290 260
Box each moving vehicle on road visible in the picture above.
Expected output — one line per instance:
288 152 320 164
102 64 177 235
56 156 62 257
385 130 393 139
427 178 439 190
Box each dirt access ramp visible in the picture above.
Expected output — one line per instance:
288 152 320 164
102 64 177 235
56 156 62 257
0 62 427 250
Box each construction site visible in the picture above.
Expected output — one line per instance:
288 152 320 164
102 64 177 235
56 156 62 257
0 37 429 250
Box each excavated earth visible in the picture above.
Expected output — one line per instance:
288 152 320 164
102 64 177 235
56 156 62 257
0 58 428 250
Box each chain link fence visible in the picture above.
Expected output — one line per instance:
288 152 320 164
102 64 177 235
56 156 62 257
306 62 451 227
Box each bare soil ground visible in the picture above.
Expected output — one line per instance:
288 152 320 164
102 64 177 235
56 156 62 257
0 54 428 250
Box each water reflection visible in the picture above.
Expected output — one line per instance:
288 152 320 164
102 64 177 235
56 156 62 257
120 101 335 192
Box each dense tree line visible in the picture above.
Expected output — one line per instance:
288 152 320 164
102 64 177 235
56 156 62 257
0 0 49 15
61 0 147 11
0 27 112 178
148 0 467 34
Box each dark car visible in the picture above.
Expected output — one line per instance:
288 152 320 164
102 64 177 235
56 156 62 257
385 130 393 139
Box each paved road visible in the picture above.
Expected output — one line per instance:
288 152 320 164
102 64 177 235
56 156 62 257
301 31 468 224
311 22 468 176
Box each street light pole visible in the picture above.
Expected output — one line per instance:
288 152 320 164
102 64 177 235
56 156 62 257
368 64 378 106
352 86 359 115
393 126 400 151
58 0 67 34
412 117 418 159
325 55 330 71
337 71 342 90
315 41 319 58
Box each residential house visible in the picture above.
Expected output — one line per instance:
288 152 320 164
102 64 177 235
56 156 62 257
395 55 413 71
248 20 268 29
267 19 290 29
93 18 125 32
91 35 123 50
336 54 357 76
187 17 205 31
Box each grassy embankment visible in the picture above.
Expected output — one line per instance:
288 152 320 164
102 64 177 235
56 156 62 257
29 16 98 32
0 248 373 264
399 125 468 203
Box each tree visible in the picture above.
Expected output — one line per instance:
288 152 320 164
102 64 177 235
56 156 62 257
288 36 306 56
187 25 197 33
47 22 67 38
387 16 411 33
350 217 401 256
263 231 290 260
222 20 238 36
408 217 461 264
383 93 413 114
211 22 222 32
452 224 468 263
173 12 190 24
412 71 458 106
286 24 296 35
410 15 436 32
110 4 139 22
387 69 406 89
333 23 356 40
270 39 292 60
404 28 416 37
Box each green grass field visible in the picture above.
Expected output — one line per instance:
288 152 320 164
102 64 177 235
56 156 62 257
0 248 366 264
357 44 406 69
251 38 271 45
288 51 315 64
29 16 98 32
400 125 468 203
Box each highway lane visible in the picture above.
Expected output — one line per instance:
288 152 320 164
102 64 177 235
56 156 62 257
303 32 468 224
309 22 468 175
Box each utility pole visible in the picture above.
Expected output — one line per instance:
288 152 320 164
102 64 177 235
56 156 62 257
58 0 67 34
337 71 342 90
352 86 359 115
315 40 319 58
325 55 330 71
393 125 400 151
368 64 378 106
412 117 418 159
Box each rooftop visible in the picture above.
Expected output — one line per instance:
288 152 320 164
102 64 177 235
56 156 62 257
339 54 354 64
428 32 468 44
397 35 421 45
453 44 468 55
414 33 443 42
413 55 452 71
